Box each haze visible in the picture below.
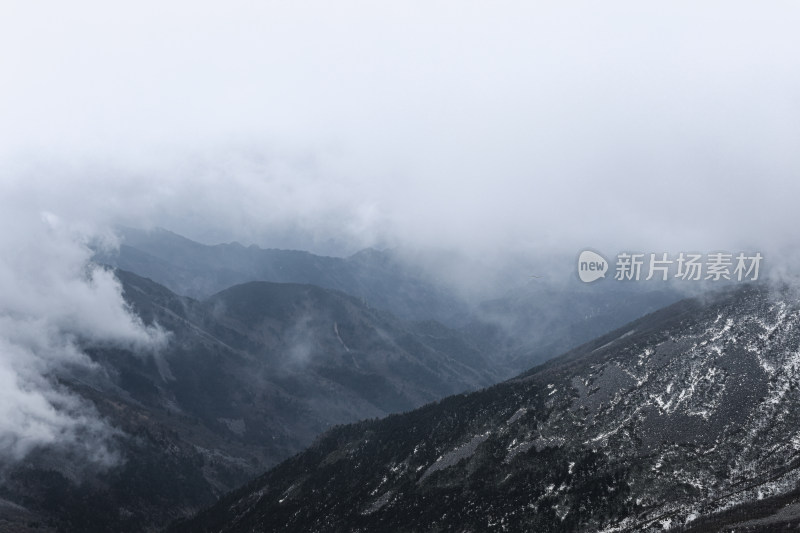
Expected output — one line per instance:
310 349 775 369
2 1 798 257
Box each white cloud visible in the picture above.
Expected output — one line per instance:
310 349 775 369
0 208 167 463
0 2 798 257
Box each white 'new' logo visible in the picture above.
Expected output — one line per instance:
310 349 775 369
578 250 608 283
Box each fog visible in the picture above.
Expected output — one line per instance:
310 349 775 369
0 210 167 464
1 1 800 462
3 2 799 256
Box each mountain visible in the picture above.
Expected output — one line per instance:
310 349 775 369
0 271 499 532
171 283 800 532
462 281 681 372
103 227 684 375
100 226 464 324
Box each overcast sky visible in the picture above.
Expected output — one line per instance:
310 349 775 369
2 1 799 257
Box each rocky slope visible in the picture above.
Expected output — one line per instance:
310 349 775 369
171 283 800 532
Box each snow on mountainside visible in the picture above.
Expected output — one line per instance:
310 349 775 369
172 283 800 532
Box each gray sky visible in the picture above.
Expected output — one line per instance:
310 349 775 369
2 1 799 256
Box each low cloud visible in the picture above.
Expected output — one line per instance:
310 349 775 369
1 2 799 260
0 209 167 464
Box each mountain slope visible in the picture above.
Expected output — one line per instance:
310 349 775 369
463 281 681 372
104 227 685 376
102 226 463 324
0 271 499 533
171 283 800 532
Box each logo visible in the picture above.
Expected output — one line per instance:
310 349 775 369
577 250 609 283
575 250 763 283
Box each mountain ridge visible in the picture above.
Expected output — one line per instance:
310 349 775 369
100 226 465 325
102 226 685 375
0 269 501 532
169 282 800 532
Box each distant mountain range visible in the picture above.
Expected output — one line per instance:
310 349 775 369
100 226 464 324
0 227 725 532
102 227 682 373
171 283 800 532
462 281 680 371
0 270 499 532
